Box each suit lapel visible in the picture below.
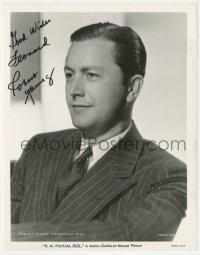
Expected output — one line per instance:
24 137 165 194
41 130 81 220
49 121 143 223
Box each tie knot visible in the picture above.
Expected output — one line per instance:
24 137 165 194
76 146 93 163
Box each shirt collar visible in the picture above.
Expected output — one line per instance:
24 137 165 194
77 122 132 161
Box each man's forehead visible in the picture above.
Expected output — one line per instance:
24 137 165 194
65 38 115 68
69 38 115 49
66 38 116 62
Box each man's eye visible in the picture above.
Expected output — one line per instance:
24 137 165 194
65 72 73 80
87 72 99 79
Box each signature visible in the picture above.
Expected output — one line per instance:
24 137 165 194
8 36 50 68
9 31 28 50
9 19 51 51
8 67 55 105
30 19 51 35
8 18 53 105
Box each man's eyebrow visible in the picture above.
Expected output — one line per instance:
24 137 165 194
64 65 74 72
64 65 105 73
81 66 104 72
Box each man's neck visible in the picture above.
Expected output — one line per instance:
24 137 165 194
81 119 132 145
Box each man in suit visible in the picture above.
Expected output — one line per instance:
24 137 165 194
11 22 187 241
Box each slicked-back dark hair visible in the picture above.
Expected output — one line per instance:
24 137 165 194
70 22 147 84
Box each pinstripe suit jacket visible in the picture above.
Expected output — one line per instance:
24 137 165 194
11 121 187 241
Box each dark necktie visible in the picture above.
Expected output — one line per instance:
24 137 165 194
57 146 93 205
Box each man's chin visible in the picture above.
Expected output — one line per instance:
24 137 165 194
71 119 99 138
71 118 91 131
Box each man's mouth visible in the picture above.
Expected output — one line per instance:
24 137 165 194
72 103 91 107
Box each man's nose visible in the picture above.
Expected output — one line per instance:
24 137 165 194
69 75 85 98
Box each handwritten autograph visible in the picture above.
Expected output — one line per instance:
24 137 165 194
9 19 51 50
30 19 51 35
8 67 55 105
8 36 50 68
8 18 53 105
9 31 28 50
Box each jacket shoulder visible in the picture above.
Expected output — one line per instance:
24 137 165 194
23 128 79 152
140 139 186 170
32 128 78 141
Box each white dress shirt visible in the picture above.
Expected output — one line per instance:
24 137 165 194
74 123 132 171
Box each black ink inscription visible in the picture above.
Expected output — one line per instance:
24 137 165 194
8 18 53 105
9 31 28 50
30 19 51 35
25 78 45 104
8 67 55 104
8 37 50 68
45 68 54 86
8 70 38 96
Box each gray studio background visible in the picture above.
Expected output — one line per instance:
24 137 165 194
10 12 186 163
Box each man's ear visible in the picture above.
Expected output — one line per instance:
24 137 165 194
127 75 144 103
